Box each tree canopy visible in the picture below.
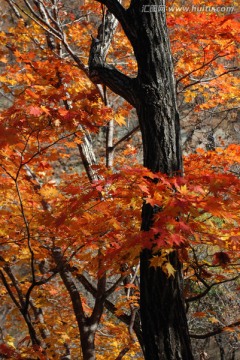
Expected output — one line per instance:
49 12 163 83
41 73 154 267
0 1 239 359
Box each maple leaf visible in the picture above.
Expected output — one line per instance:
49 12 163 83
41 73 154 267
115 113 126 126
192 312 207 318
178 184 188 195
40 105 50 115
55 213 67 227
175 221 192 234
145 197 156 207
150 255 165 269
223 327 237 333
164 262 176 277
209 317 220 324
138 184 150 194
28 106 43 116
58 108 69 117
25 88 39 99
169 233 185 246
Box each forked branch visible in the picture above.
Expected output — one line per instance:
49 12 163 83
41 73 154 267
89 4 137 107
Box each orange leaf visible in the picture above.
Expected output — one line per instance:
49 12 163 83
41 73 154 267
192 312 206 318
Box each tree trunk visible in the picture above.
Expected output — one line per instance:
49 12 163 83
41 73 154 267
134 4 193 358
140 248 193 360
90 1 194 358
138 95 192 359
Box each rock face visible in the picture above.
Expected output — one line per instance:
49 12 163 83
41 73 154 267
181 109 240 153
193 337 240 360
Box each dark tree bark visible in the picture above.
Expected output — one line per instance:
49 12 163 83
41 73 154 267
89 1 194 359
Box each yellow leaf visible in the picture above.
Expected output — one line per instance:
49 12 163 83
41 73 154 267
40 185 59 199
179 184 188 195
115 308 124 316
209 317 219 324
150 254 167 268
0 56 8 63
115 114 126 126
164 262 176 277
58 333 70 343
5 335 15 348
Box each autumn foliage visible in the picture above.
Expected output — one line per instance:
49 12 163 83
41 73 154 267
0 0 239 359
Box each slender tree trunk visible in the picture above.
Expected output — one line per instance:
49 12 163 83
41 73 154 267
52 248 97 360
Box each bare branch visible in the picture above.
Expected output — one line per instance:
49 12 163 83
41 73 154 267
113 125 140 149
89 254 106 326
1 262 25 308
186 275 239 303
89 4 137 106
95 0 130 36
180 67 240 92
77 273 143 348
105 274 127 298
177 43 236 90
115 347 130 359
0 270 21 310
15 179 36 286
190 320 240 339
5 0 22 19
77 273 130 324
52 247 86 328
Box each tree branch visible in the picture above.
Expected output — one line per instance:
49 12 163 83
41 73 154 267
180 67 240 93
176 43 235 87
89 4 137 107
95 0 132 38
105 274 127 298
186 274 239 303
0 270 21 310
77 273 130 325
89 254 106 326
77 273 143 348
90 275 106 326
190 320 240 339
115 347 130 359
113 125 140 149
5 0 22 19
89 46 137 106
96 0 125 18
